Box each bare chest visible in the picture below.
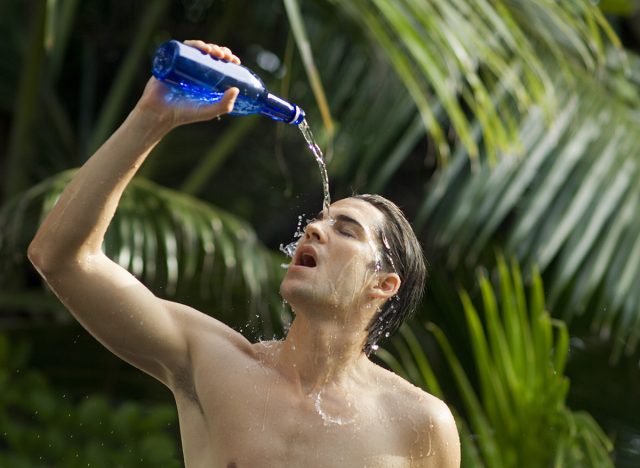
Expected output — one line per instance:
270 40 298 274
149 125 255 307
180 364 411 468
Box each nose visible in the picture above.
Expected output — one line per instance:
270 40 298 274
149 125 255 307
304 220 327 243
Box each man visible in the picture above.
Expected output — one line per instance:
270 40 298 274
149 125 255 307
28 40 460 467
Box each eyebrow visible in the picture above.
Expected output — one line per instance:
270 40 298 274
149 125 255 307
315 211 366 232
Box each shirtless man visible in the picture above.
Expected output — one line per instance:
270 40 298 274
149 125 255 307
28 40 460 467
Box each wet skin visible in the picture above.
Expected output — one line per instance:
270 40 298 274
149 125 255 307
28 41 460 468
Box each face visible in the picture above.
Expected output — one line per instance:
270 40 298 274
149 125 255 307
280 198 395 320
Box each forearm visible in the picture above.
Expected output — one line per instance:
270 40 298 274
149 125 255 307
29 43 239 274
25 40 242 387
29 106 169 270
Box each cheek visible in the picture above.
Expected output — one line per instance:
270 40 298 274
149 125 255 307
329 255 376 293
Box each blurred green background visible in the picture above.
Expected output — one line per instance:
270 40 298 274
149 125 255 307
2 0 640 466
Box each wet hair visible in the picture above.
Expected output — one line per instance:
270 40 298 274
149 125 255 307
353 194 427 355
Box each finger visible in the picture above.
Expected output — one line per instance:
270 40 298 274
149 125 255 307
183 39 208 51
183 40 224 58
219 46 240 63
219 87 239 113
219 46 235 61
197 87 239 120
183 40 240 63
207 44 225 58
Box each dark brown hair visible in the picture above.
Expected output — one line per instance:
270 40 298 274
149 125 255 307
353 194 427 355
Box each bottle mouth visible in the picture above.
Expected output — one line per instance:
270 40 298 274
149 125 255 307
263 93 306 125
289 106 305 125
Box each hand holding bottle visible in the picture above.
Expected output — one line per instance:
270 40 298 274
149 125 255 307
136 40 241 133
151 39 305 125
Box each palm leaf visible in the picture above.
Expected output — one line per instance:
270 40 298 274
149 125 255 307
0 171 286 334
329 0 618 162
283 0 334 137
381 256 613 466
416 55 640 359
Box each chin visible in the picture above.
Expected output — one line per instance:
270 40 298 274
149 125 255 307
279 277 326 312
279 276 300 303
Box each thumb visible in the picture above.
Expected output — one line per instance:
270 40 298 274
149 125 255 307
217 87 239 115
172 87 240 126
193 87 239 122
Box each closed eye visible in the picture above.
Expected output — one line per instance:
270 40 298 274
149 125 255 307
306 212 363 239
335 222 357 238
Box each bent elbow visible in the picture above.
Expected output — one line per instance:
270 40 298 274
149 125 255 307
28 238 56 276
28 236 85 277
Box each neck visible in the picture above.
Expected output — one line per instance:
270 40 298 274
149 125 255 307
276 308 372 394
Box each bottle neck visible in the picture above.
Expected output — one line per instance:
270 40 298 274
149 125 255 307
261 93 305 125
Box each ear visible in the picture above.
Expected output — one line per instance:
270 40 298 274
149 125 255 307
370 272 401 300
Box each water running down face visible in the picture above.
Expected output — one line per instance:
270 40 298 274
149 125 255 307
279 198 400 329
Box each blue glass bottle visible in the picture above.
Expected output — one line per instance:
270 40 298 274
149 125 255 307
152 40 305 125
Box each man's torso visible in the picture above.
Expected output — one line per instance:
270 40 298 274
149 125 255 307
171 339 437 468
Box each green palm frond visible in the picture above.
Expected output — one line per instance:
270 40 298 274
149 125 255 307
329 0 619 162
283 0 334 137
416 56 640 359
0 171 286 333
380 256 613 467
282 5 444 195
322 41 431 194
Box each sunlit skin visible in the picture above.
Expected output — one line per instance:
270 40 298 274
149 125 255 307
28 40 460 467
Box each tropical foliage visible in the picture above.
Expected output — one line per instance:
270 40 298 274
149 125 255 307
1 0 640 465
0 334 181 467
380 256 613 467
418 64 640 363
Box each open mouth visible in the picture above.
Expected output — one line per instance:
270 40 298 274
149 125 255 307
294 247 317 268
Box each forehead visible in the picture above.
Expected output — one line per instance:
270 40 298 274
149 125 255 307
328 198 386 230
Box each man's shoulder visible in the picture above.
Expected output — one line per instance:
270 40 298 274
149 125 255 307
374 365 452 421
172 302 258 366
370 363 460 465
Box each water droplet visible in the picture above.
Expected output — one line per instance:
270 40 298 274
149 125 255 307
279 241 298 258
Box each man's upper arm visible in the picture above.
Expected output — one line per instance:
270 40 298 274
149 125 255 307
40 252 234 387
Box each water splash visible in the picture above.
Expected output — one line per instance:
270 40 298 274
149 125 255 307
380 231 397 272
367 238 385 273
279 119 330 269
279 214 308 269
312 389 356 426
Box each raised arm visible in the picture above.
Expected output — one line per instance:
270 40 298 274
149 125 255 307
28 41 242 387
